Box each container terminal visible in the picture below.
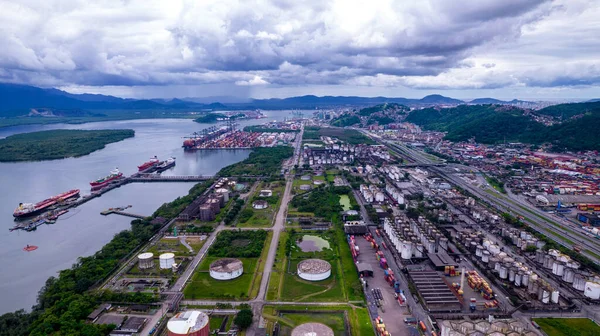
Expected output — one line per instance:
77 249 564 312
183 128 296 150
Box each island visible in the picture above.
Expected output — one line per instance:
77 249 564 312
0 129 135 162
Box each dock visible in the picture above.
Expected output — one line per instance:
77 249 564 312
9 170 215 232
101 209 147 219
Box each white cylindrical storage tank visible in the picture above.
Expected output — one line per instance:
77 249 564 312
401 241 412 259
515 272 522 287
159 253 175 269
488 244 501 256
297 259 331 281
531 273 539 282
551 290 560 304
494 261 501 272
292 323 334 336
215 188 230 203
584 281 600 299
476 246 483 258
167 310 210 336
509 268 516 282
552 261 565 276
440 237 449 250
522 272 530 287
427 239 436 253
499 266 508 279
209 258 243 280
489 257 498 270
562 267 575 283
541 290 550 304
573 273 586 291
482 251 490 263
414 244 424 258
138 252 154 269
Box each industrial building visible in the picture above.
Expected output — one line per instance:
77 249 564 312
159 253 175 269
120 317 147 333
408 270 462 312
199 203 215 221
209 258 244 280
137 252 154 269
291 323 334 336
577 212 600 226
440 319 536 336
167 311 210 336
297 259 331 281
344 220 368 234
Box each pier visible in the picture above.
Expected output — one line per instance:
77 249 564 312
128 174 213 182
101 209 147 219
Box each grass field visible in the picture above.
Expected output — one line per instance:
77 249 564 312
533 318 600 336
280 260 345 302
262 305 372 336
237 181 284 228
147 237 205 256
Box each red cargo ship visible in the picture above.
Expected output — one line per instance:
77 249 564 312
90 168 123 188
138 156 159 171
13 189 80 218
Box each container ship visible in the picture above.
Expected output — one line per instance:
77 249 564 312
14 189 80 218
90 168 123 188
138 156 159 171
156 157 176 172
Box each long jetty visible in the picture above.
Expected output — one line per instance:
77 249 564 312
10 169 215 232
101 209 147 219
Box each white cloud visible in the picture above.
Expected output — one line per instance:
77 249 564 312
0 0 599 98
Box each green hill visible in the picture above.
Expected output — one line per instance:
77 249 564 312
537 101 600 119
405 103 600 151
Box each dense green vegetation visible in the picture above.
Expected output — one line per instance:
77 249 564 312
209 230 268 258
406 104 600 150
331 114 361 127
367 114 395 125
357 103 408 116
533 318 600 336
0 129 134 162
291 186 351 218
218 146 293 176
302 126 375 145
243 125 299 133
233 305 254 329
153 180 213 218
536 101 600 119
485 175 506 193
194 113 226 123
224 198 245 225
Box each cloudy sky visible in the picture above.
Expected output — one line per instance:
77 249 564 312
1 0 599 100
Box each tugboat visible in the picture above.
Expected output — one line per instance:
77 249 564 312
23 244 38 252
90 168 123 188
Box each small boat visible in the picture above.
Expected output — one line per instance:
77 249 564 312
23 245 38 252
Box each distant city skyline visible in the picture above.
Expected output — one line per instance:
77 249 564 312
1 1 599 100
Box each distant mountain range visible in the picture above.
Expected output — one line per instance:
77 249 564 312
468 98 530 105
0 83 539 116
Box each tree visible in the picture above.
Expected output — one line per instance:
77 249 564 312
234 308 253 329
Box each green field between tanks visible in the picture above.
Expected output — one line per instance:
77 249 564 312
339 195 351 211
237 181 285 228
184 230 269 300
533 318 600 336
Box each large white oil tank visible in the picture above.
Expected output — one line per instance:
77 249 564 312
494 261 501 272
584 281 600 299
562 267 575 283
476 246 483 258
414 244 424 258
138 252 154 270
215 188 230 203
552 261 565 276
159 253 175 269
210 258 244 280
515 272 522 287
499 266 508 279
509 268 516 282
401 241 412 259
541 290 550 304
551 290 560 304
573 273 586 291
482 251 490 263
440 238 449 250
522 272 530 287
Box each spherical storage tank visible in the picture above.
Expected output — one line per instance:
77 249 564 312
160 253 175 269
292 323 334 336
209 258 243 280
298 259 331 281
138 252 154 269
167 310 209 336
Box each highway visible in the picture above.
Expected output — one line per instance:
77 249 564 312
370 134 600 264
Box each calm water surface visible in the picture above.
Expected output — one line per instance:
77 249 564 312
0 111 291 314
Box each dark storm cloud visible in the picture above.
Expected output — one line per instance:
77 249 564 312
0 0 598 92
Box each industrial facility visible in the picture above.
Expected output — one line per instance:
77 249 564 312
209 258 244 280
167 311 210 336
291 322 334 336
440 319 537 336
297 259 331 281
